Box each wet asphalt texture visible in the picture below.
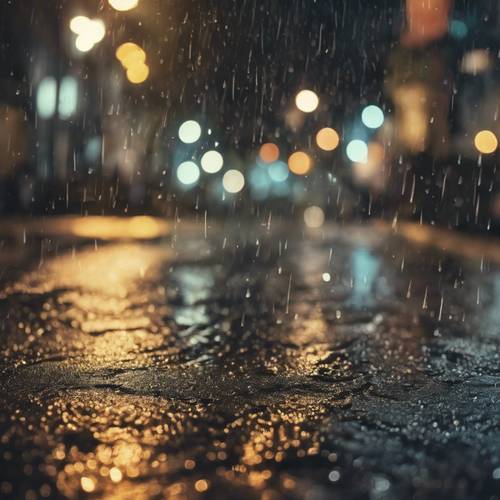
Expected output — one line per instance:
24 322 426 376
0 220 499 499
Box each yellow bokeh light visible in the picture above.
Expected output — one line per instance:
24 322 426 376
126 63 149 83
316 127 340 151
108 0 139 11
259 143 280 163
70 216 167 240
116 42 148 83
295 90 319 113
116 42 145 67
80 477 95 493
474 130 498 154
109 467 123 483
194 479 209 493
288 151 312 175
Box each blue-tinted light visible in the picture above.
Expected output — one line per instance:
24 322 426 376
346 140 368 163
177 161 200 185
36 77 57 119
361 105 384 129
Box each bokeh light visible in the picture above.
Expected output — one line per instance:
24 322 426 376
288 151 312 175
361 105 385 129
116 42 149 84
316 127 340 151
178 120 202 144
259 143 280 163
249 166 271 200
108 0 139 11
474 130 498 154
201 150 224 174
116 42 145 66
177 161 200 185
58 76 78 119
304 206 325 228
36 77 57 119
222 170 245 193
268 161 289 182
70 17 105 53
461 50 491 74
449 19 468 39
69 16 89 34
126 63 149 84
295 90 319 113
367 142 385 163
353 142 385 185
75 36 95 53
346 139 368 163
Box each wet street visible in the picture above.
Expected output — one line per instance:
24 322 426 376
1 217 500 500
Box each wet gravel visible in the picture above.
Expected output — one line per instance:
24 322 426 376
0 220 500 499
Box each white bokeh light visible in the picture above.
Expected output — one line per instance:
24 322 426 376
177 161 200 185
361 105 384 129
295 90 319 113
200 150 223 173
346 140 368 163
222 169 245 193
178 120 201 144
108 0 139 11
71 17 105 53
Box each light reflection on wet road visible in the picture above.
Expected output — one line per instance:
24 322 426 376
0 218 500 499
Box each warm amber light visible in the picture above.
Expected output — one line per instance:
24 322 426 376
116 42 148 83
304 206 325 228
259 143 280 163
295 90 319 113
116 42 145 66
474 130 498 154
70 216 168 240
316 127 340 151
353 142 385 186
80 477 95 493
108 0 139 11
127 63 149 84
367 142 385 163
288 151 312 175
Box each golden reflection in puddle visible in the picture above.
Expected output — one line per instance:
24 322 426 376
3 243 168 297
0 216 171 241
70 216 169 240
0 242 172 366
290 317 328 346
37 386 329 499
380 221 500 264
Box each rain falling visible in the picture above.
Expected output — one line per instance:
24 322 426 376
0 1 500 499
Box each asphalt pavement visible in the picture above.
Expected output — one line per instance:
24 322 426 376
0 217 499 499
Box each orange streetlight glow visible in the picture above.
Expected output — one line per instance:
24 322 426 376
116 42 149 84
288 151 312 175
316 127 340 151
259 143 280 163
474 130 498 154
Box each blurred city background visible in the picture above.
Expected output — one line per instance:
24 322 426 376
0 0 499 233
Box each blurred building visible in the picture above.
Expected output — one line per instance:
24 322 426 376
0 0 498 233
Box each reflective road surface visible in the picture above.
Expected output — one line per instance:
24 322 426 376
0 218 500 499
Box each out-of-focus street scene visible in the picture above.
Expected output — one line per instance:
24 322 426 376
0 0 500 499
